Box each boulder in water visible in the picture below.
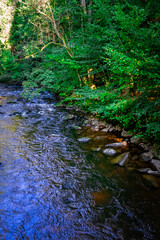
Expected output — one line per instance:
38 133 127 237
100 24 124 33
137 168 152 173
147 170 160 177
103 148 117 156
111 152 130 166
151 159 160 172
78 137 91 143
91 147 101 152
141 152 154 162
105 141 127 148
91 126 100 131
142 175 159 188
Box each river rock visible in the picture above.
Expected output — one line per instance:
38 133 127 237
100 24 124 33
121 130 134 137
105 123 112 128
78 137 91 142
132 155 139 161
150 144 160 159
139 143 151 151
101 127 110 132
108 127 116 132
147 170 160 177
103 148 117 156
91 147 101 152
91 126 99 131
141 152 154 162
105 141 127 148
142 175 159 188
137 168 152 173
130 136 141 144
101 123 113 132
111 152 130 166
151 159 160 172
114 125 122 132
91 119 100 126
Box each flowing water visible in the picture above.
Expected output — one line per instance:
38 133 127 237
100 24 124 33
0 85 160 240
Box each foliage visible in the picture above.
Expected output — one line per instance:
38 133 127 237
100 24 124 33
0 0 159 141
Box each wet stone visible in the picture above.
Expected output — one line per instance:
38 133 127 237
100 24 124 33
78 137 91 143
151 159 160 172
141 152 154 162
147 170 160 177
111 152 130 166
101 127 110 132
91 147 101 152
105 141 127 148
132 155 139 161
137 168 152 173
92 190 111 205
139 143 151 151
108 127 116 132
91 126 100 131
142 175 159 188
103 148 117 156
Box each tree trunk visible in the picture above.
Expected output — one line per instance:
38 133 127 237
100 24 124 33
81 0 86 13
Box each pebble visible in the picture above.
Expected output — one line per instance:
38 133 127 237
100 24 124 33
103 148 117 156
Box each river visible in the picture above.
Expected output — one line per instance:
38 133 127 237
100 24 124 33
0 85 160 239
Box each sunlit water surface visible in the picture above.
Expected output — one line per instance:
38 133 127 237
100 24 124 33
0 85 160 240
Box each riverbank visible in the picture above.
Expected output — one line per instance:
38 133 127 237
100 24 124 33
61 105 160 188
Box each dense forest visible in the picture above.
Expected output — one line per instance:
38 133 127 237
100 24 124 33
0 0 160 141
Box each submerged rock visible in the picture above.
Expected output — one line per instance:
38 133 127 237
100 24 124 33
142 175 159 188
139 143 151 151
101 127 110 132
108 126 116 132
132 155 139 161
91 126 100 131
91 147 101 152
103 148 117 156
111 152 130 166
105 141 127 148
151 159 160 172
147 170 160 177
78 137 91 143
137 168 152 173
141 152 154 162
92 190 111 205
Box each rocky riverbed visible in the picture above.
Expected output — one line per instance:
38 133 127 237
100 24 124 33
67 115 160 188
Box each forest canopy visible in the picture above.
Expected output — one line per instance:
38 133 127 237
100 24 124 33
0 0 160 141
